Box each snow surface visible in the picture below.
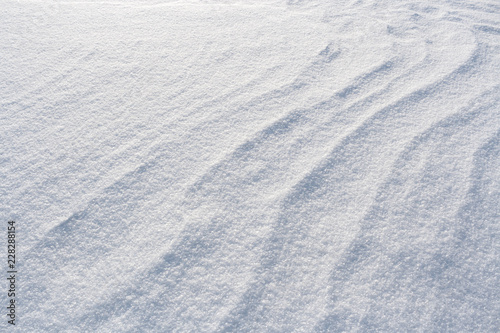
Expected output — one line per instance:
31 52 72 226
1 0 499 331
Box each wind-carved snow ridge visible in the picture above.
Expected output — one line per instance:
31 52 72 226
1 0 499 331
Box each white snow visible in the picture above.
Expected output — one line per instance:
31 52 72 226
1 0 499 331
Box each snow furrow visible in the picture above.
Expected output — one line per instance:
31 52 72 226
2 0 499 331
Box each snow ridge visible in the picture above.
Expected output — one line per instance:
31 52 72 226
1 0 499 331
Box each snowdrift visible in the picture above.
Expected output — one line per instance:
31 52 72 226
1 0 499 331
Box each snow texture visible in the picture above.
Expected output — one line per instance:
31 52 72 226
1 0 499 331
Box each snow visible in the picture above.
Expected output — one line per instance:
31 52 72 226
1 0 499 331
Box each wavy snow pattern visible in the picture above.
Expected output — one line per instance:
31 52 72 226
1 0 499 331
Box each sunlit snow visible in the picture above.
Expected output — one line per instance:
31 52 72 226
1 0 499 331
